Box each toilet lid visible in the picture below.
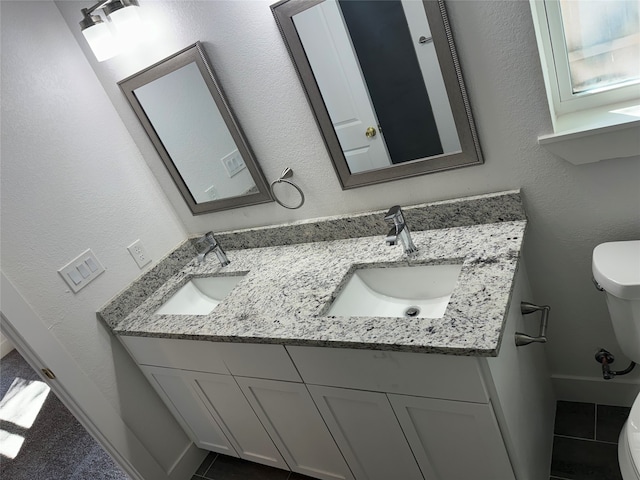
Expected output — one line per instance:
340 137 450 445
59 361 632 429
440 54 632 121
592 241 640 300
628 394 640 475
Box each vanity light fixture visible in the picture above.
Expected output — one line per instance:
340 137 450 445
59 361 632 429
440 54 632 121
79 0 143 62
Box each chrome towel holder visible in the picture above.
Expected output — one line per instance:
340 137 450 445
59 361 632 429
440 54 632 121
270 167 305 210
515 302 550 347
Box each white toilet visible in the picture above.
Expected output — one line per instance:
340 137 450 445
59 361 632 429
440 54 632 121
593 240 640 480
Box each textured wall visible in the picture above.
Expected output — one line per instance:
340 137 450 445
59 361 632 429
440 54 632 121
0 0 191 473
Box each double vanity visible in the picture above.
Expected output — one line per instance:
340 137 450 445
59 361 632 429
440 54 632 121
99 191 555 480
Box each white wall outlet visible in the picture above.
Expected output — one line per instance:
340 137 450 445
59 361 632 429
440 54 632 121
58 249 105 293
127 239 152 269
205 184 218 200
221 150 246 178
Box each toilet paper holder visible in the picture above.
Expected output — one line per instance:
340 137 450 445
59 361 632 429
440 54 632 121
515 302 550 347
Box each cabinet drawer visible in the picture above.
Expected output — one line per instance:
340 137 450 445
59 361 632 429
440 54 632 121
120 336 229 373
215 343 301 382
121 336 301 381
286 346 488 403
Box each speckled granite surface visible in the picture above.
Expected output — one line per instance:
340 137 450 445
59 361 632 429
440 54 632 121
99 191 527 355
212 190 525 249
98 241 198 329
101 216 526 356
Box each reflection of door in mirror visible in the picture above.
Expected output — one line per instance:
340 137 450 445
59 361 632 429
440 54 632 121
293 0 461 174
134 63 257 204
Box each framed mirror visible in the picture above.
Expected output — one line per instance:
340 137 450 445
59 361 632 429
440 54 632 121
271 0 483 189
119 42 272 214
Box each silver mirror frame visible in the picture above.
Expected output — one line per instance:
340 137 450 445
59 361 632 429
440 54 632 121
119 42 273 214
271 0 483 189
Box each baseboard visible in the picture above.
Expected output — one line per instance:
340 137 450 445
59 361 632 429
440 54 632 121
167 441 208 480
552 374 640 407
0 334 15 358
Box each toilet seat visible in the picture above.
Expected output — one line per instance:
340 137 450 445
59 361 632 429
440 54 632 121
620 394 640 480
592 241 640 300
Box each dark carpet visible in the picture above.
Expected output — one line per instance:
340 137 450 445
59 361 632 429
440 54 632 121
0 349 129 479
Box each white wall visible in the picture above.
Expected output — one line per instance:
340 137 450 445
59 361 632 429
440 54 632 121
2 0 639 476
0 0 195 475
0 332 14 358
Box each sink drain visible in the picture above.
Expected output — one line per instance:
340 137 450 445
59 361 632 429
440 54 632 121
404 306 420 318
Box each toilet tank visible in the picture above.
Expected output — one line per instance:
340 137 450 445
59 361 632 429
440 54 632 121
592 241 640 363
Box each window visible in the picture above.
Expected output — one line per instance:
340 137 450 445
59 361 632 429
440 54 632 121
556 1 639 97
530 0 640 164
532 0 640 115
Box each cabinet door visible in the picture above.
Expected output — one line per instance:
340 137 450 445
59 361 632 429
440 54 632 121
307 385 423 480
388 394 515 480
141 365 237 457
188 371 289 470
236 377 354 480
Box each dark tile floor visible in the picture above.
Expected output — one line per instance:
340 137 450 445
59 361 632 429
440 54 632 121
191 400 630 480
191 453 315 480
550 401 629 480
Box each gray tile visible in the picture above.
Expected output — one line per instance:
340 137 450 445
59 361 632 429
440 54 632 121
597 404 630 443
551 436 622 480
195 452 217 476
203 455 289 480
554 401 595 439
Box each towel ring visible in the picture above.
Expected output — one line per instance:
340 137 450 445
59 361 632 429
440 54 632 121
270 167 305 209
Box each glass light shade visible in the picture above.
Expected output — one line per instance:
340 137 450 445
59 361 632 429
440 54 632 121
109 5 145 47
82 22 119 62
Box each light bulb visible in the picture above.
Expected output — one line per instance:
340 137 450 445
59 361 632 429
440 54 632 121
108 4 145 47
82 22 119 62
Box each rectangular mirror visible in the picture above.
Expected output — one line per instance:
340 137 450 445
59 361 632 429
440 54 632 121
119 42 272 214
271 0 483 189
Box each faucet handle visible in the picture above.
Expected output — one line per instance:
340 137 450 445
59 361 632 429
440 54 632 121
384 205 402 220
385 206 409 231
197 231 217 246
385 227 400 245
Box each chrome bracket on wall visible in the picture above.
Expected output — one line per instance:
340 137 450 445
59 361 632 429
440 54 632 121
515 302 550 347
270 167 305 209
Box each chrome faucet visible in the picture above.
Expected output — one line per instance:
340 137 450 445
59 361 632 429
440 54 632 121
197 231 230 266
384 205 418 256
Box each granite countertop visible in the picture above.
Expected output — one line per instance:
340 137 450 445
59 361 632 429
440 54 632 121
104 217 526 356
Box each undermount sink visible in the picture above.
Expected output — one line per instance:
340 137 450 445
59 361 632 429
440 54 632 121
327 264 463 319
155 275 246 316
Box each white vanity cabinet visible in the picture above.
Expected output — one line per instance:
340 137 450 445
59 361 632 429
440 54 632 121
307 385 423 480
288 347 516 480
140 364 286 467
286 264 555 480
119 338 297 469
388 394 514 480
235 377 354 480
119 336 353 479
119 263 554 480
139 365 238 457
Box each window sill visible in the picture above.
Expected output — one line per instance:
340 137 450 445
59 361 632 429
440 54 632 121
538 102 640 165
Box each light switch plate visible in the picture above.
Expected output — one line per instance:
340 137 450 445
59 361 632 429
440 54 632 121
221 149 246 178
58 249 105 293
